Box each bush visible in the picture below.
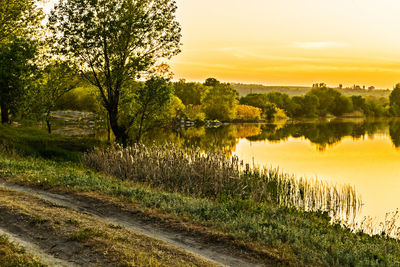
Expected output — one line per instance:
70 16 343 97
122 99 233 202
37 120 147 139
235 105 261 121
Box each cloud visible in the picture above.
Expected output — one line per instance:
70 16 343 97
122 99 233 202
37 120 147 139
293 42 349 49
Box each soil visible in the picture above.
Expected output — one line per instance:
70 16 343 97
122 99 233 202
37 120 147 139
0 181 275 266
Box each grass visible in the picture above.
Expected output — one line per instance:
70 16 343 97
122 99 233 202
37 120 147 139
0 187 213 266
0 235 45 267
83 143 361 221
2 152 400 265
0 127 399 265
0 125 100 162
68 228 106 242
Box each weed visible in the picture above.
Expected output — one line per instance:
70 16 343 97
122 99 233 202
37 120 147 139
29 217 49 226
69 228 105 242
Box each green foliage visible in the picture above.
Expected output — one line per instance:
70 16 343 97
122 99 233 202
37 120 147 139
0 125 99 162
266 92 295 117
55 86 100 113
49 0 182 143
390 84 400 116
69 228 105 242
2 146 400 266
0 37 37 123
0 0 43 42
173 80 207 105
120 77 174 142
307 87 353 116
201 82 238 121
28 62 80 133
184 105 206 122
239 93 278 120
204 77 220 87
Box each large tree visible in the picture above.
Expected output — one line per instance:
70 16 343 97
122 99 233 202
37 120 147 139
48 0 182 144
0 0 43 42
0 38 37 123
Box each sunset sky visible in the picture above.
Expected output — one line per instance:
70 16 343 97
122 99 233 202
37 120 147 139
45 0 400 88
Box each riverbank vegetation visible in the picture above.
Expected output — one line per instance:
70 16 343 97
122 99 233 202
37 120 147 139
2 0 400 265
1 129 400 265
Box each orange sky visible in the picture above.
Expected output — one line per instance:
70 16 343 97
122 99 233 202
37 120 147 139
171 0 400 88
44 0 400 88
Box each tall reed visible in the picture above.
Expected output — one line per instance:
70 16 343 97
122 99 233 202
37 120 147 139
83 143 361 218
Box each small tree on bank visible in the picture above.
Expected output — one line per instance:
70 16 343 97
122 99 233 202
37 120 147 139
30 62 80 133
49 0 182 144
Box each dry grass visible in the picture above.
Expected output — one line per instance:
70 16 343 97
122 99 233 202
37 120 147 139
0 188 215 267
0 235 45 267
83 143 361 220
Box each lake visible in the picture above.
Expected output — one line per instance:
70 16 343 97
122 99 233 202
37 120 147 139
152 119 400 225
54 116 400 225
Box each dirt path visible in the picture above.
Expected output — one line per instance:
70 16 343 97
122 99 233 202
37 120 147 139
0 186 217 266
0 181 270 267
0 227 75 266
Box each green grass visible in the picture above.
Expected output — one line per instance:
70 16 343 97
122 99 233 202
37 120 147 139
0 127 399 265
68 228 106 242
0 125 100 162
0 235 45 267
1 153 400 266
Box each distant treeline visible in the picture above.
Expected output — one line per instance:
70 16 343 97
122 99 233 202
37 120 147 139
232 83 391 98
55 79 400 125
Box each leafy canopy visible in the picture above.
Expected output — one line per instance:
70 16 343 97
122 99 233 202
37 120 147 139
48 0 182 143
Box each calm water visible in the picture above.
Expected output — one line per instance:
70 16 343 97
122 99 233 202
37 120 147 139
152 119 400 223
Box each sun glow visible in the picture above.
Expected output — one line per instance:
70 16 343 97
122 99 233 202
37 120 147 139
171 0 400 88
43 0 400 88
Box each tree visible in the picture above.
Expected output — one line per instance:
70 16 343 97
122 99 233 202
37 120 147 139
0 38 36 123
202 82 238 121
390 84 400 116
120 76 173 143
331 95 353 116
173 80 206 105
301 94 319 117
307 86 351 116
204 78 220 87
266 92 295 117
49 0 182 144
30 62 80 133
0 0 42 42
239 93 277 120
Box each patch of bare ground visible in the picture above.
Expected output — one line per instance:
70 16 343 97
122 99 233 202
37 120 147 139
0 181 277 267
0 187 217 266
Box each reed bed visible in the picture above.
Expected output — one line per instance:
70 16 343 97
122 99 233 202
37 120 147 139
83 143 361 217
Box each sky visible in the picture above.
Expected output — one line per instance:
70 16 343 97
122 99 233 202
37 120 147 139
44 0 400 88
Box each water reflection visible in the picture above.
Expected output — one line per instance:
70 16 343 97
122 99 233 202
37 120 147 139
147 119 400 152
144 119 400 225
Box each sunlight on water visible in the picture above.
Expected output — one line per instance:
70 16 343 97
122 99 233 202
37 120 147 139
233 130 400 223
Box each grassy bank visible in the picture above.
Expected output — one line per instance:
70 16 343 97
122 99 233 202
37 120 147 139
0 125 100 162
1 127 400 265
0 235 45 267
0 153 399 264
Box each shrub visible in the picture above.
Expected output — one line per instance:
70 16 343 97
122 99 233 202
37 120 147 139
235 105 261 121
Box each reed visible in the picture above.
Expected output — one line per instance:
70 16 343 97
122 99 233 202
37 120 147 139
83 143 361 218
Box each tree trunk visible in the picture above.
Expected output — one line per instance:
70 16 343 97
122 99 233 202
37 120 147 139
0 102 9 124
45 111 52 134
108 109 128 146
